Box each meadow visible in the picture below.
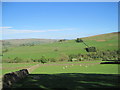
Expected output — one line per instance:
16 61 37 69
2 32 119 61
2 32 120 89
1 63 38 75
11 61 120 89
31 61 119 74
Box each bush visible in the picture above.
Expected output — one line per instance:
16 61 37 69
13 57 22 63
76 38 83 43
58 54 69 61
48 58 56 62
40 56 48 64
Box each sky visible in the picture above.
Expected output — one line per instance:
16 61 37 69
1 2 118 40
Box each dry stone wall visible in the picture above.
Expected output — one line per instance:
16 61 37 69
2 69 29 88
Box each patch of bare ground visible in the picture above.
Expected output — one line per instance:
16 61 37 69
1 66 31 70
27 64 40 73
108 44 113 46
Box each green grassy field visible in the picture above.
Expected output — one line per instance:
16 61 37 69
2 32 120 89
2 32 119 61
2 61 119 89
1 63 38 75
31 62 119 74
2 61 119 75
11 61 119 89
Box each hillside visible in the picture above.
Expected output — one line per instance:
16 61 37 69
2 32 119 62
2 39 58 47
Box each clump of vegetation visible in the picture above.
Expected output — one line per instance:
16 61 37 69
76 38 83 43
20 43 35 47
3 57 23 63
58 39 67 42
40 56 48 64
2 48 9 53
73 50 119 61
3 49 119 63
58 54 69 62
48 58 56 62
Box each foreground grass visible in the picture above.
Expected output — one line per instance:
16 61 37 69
3 61 120 89
12 73 120 89
31 63 119 74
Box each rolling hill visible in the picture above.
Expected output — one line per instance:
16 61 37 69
2 32 119 62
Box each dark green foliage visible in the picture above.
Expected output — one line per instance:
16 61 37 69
76 38 83 43
68 49 119 61
58 39 66 42
85 47 96 52
40 56 48 64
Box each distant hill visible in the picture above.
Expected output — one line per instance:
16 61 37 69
2 39 58 47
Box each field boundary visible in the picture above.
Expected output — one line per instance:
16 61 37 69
27 64 40 73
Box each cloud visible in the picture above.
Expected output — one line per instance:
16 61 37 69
2 27 77 34
3 29 46 34
0 27 12 29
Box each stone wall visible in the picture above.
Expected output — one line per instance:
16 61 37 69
2 69 29 88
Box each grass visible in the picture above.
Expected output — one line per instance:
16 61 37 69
31 62 119 74
1 63 38 75
2 32 120 89
2 61 120 89
12 73 119 89
11 61 120 89
2 32 119 61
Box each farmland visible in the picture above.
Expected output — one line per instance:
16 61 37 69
2 32 119 62
31 61 119 74
1 32 120 89
10 61 120 89
2 63 38 75
1 32 120 74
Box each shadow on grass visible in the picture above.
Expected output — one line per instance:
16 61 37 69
8 73 120 90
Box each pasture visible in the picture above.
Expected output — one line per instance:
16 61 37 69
2 32 119 61
9 61 119 89
2 32 120 89
31 61 119 74
1 63 38 75
2 61 119 75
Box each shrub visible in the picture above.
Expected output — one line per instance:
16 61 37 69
68 54 78 60
59 54 69 61
40 56 47 64
49 58 56 62
76 38 83 43
13 57 22 63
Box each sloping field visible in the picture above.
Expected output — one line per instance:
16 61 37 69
2 32 119 61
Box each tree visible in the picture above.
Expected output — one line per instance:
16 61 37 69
40 56 47 64
76 38 83 43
